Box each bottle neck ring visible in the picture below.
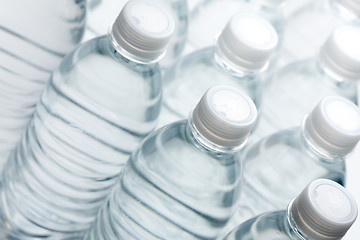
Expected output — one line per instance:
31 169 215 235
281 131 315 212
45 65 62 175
108 27 165 65
187 112 246 154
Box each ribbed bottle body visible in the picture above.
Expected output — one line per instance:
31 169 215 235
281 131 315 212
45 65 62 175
0 0 86 167
0 35 162 239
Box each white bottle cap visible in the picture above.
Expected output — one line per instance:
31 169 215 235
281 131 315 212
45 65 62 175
111 0 175 62
303 96 360 156
291 179 358 240
319 24 360 80
191 85 257 148
340 0 360 17
216 13 278 72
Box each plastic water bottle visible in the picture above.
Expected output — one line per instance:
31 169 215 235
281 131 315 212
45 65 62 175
159 13 277 127
281 0 360 64
0 0 86 169
0 0 174 238
224 179 358 240
224 95 360 233
253 24 360 141
84 85 258 240
187 0 284 51
85 0 188 70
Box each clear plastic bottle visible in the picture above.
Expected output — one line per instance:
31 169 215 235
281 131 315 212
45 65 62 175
0 0 174 238
253 24 360 141
84 85 258 240
159 13 278 127
282 0 360 64
0 0 86 169
187 0 285 51
85 0 188 70
224 96 360 234
224 179 358 240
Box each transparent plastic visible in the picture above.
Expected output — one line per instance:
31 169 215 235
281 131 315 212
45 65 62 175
187 0 284 50
85 119 243 239
223 204 312 240
252 58 358 141
224 191 357 240
86 0 188 69
281 0 360 64
0 0 86 169
0 34 162 239
224 127 346 234
159 47 262 127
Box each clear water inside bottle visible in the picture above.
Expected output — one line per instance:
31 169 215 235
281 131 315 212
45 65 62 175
0 35 162 239
85 120 243 239
159 47 261 127
252 58 357 142
225 128 345 233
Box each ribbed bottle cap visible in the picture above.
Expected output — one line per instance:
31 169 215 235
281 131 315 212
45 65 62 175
304 96 360 156
191 85 257 148
340 0 360 17
216 13 278 72
319 24 360 80
111 0 175 61
291 179 358 240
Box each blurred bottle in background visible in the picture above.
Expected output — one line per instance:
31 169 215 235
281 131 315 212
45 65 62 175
0 0 174 238
224 95 360 234
0 0 86 170
224 179 358 240
253 24 360 141
281 0 360 64
86 0 188 70
159 13 278 127
187 0 284 51
84 85 257 240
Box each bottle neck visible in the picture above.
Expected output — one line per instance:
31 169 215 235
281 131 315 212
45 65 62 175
186 113 246 156
299 119 346 162
285 200 312 240
315 56 357 89
213 48 263 79
108 28 164 65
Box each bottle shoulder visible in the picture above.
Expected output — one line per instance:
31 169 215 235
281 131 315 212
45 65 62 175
244 127 345 170
135 120 242 163
164 46 261 81
240 128 345 208
48 35 162 134
268 58 357 101
126 120 243 222
58 35 160 74
225 210 293 240
130 120 243 186
260 58 357 132
164 47 216 77
162 47 261 117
